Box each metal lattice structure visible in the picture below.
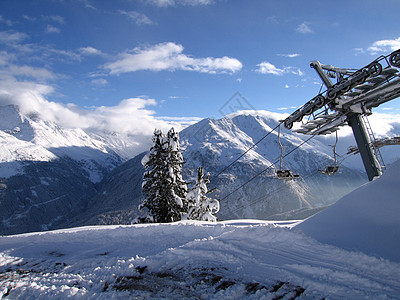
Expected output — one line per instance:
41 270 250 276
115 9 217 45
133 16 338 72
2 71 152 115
282 49 400 181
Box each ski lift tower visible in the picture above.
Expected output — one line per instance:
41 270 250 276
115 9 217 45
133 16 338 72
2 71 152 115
282 49 400 181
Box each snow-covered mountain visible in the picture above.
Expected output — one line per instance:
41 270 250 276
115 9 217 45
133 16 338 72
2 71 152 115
0 105 124 182
76 111 368 226
0 105 126 234
0 104 396 234
180 112 367 219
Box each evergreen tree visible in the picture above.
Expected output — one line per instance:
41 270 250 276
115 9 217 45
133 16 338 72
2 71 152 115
166 128 188 213
139 128 187 223
184 167 220 222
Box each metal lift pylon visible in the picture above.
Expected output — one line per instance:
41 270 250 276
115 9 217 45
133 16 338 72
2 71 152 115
347 113 382 180
283 49 400 181
282 49 400 181
310 62 382 181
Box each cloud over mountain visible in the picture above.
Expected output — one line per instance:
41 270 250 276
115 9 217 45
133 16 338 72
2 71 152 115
0 77 189 137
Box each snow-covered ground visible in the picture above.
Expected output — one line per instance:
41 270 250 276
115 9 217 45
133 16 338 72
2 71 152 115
1 158 400 299
1 220 399 299
297 158 400 263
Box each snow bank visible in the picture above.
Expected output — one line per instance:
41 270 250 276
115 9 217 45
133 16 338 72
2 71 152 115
297 158 400 262
1 221 400 299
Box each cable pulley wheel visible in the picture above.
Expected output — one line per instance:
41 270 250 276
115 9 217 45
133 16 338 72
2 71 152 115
340 79 351 92
303 104 314 115
326 88 337 100
314 95 325 108
284 119 293 129
367 62 382 77
389 50 400 67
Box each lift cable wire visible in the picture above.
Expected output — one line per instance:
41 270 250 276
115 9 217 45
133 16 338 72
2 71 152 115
217 170 320 220
218 133 317 203
218 141 358 219
211 122 282 181
218 142 362 219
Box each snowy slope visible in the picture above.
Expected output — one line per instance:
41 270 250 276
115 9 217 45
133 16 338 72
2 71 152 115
296 158 400 262
0 130 56 178
1 221 399 299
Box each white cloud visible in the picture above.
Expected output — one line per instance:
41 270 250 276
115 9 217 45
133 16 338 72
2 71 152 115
0 31 28 44
278 53 300 58
0 51 14 65
0 76 190 137
147 0 212 6
42 15 65 24
367 113 400 138
4 65 56 81
105 42 242 75
0 50 56 81
90 78 108 86
79 46 104 56
0 15 13 26
45 25 61 34
22 15 36 22
255 61 303 76
367 37 400 55
353 48 365 56
296 22 313 34
78 0 97 10
119 10 155 26
256 62 284 75
266 16 278 23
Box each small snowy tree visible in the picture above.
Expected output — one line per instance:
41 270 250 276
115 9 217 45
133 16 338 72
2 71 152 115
184 167 220 222
138 128 187 223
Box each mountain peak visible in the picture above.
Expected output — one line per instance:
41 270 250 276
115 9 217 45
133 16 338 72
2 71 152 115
0 104 35 141
0 104 24 128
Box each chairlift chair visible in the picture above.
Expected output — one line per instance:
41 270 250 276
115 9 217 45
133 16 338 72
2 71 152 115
274 124 300 180
319 131 340 176
318 165 340 176
276 169 300 180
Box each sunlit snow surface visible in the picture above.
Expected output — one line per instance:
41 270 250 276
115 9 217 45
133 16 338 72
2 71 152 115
297 158 400 263
1 220 399 299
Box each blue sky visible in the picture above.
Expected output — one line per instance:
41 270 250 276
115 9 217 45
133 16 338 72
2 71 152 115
1 0 400 132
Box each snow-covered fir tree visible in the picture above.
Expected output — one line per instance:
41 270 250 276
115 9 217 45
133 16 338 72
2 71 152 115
139 128 187 223
166 128 188 212
184 167 220 222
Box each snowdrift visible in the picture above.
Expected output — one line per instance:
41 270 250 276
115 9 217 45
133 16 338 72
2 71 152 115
297 158 400 262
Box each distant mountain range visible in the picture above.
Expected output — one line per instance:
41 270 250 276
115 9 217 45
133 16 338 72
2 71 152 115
69 111 368 227
1 105 397 234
